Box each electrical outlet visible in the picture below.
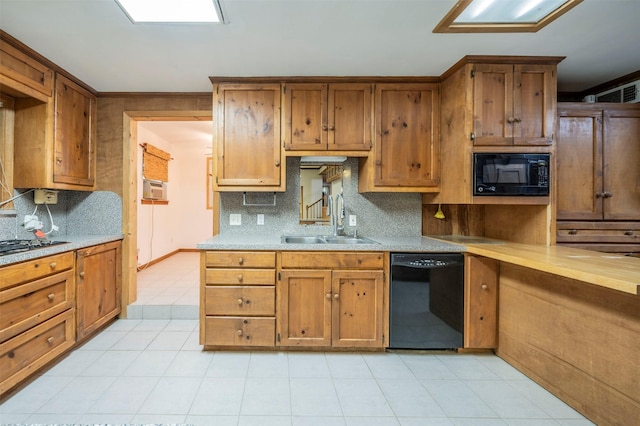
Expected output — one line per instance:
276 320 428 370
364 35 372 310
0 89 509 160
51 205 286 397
257 214 265 225
34 189 58 204
349 215 357 226
229 213 242 226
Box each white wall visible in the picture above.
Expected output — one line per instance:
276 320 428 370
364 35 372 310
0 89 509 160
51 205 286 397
136 121 212 265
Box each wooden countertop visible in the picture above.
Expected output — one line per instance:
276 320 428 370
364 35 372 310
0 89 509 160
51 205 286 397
465 242 640 296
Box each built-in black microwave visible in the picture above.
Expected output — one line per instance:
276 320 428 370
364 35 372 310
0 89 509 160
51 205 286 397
473 153 550 196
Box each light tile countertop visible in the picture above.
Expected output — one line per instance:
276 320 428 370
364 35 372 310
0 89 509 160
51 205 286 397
0 235 124 266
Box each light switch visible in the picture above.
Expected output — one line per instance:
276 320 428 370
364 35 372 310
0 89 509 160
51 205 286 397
230 214 241 226
349 215 357 226
257 214 265 225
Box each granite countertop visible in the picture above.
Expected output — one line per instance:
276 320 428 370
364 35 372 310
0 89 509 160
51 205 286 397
0 234 124 266
196 234 468 253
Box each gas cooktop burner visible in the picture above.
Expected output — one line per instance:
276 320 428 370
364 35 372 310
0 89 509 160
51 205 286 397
0 239 68 256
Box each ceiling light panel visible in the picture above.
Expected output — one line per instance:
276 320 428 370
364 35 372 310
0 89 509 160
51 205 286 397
455 0 568 23
115 0 221 23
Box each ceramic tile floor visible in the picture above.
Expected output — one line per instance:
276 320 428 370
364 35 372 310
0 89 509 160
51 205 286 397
0 252 595 425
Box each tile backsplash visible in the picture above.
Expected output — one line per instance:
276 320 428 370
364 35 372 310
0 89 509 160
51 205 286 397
219 157 422 237
0 190 122 240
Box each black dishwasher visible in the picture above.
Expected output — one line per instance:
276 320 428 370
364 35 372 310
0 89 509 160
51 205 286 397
389 253 464 349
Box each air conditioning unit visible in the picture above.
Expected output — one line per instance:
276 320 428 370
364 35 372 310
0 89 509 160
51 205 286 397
142 179 167 201
595 80 640 103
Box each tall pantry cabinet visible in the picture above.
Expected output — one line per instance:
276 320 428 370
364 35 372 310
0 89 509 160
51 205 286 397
556 103 640 255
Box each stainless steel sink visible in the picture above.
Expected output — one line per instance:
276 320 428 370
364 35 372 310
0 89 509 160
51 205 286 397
323 236 378 244
281 236 326 244
281 235 378 244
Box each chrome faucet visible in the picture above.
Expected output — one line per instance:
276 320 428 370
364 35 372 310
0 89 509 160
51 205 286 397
334 192 345 236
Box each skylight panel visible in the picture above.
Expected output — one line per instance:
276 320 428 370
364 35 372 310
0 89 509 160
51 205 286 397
115 0 222 23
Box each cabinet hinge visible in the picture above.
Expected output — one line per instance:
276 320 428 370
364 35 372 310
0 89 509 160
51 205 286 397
470 132 475 141
471 69 475 78
215 176 218 184
283 84 286 94
277 333 281 343
369 140 373 149
278 271 281 281
215 85 219 94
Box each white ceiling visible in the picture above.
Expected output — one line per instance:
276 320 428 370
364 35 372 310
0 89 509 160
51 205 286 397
1 0 639 94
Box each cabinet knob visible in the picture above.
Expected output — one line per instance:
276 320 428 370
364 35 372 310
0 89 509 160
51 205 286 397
47 293 55 301
49 262 57 269
237 274 243 282
507 117 515 124
514 117 522 123
624 230 634 236
275 160 281 167
595 192 604 198
603 191 613 198
329 126 335 131
333 293 340 300
326 293 332 299
238 257 244 265
481 284 488 290
236 329 243 336
568 229 578 235
47 336 54 345
79 271 85 278
322 125 328 131
237 298 244 305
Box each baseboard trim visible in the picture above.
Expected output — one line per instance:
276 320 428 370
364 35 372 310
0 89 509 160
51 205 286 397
137 248 198 271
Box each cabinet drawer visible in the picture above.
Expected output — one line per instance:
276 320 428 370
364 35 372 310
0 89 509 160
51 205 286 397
0 270 74 342
205 268 275 285
204 317 274 347
557 222 640 244
280 251 384 269
0 310 75 396
204 251 276 268
205 286 275 316
0 252 74 291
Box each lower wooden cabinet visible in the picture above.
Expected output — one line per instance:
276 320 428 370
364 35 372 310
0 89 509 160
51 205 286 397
201 251 277 348
76 241 122 342
277 251 386 349
464 255 498 349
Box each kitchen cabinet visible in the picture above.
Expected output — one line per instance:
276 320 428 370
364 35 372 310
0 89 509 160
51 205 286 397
472 63 556 146
0 37 54 100
359 83 440 192
13 73 97 190
423 56 562 205
556 103 640 254
464 255 498 349
76 241 122 342
0 252 75 397
201 251 276 347
277 251 385 349
282 83 372 153
212 83 285 192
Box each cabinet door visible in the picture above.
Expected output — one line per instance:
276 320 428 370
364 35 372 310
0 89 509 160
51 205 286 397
464 255 497 349
76 241 122 342
513 64 555 146
283 83 327 151
604 108 640 220
328 83 372 151
214 84 283 189
277 270 332 347
54 74 96 188
331 270 384 348
472 64 513 146
374 83 440 187
556 109 603 220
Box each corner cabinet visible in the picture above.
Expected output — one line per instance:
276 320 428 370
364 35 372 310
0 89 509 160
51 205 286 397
13 73 97 191
76 241 122 342
277 251 386 349
556 103 640 255
212 83 285 192
282 83 373 153
359 83 440 192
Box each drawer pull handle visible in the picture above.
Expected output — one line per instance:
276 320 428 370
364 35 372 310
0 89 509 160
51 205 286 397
236 329 243 336
237 274 243 282
481 284 488 290
47 293 55 301
47 337 54 345
568 229 578 235
625 230 634 236
237 298 244 305
49 262 57 269
238 257 244 265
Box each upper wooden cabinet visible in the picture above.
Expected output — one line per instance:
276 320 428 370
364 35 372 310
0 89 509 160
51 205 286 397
213 83 285 192
282 83 372 153
359 83 440 192
13 73 96 190
0 38 54 101
557 104 640 221
472 63 556 146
